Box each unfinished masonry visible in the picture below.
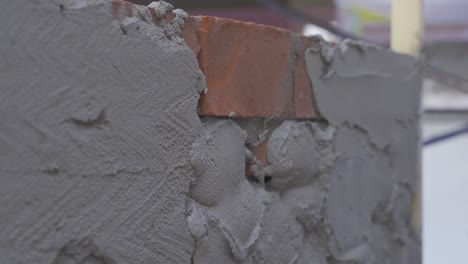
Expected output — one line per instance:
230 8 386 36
0 0 421 263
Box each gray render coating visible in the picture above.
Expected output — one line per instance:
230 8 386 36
0 1 421 263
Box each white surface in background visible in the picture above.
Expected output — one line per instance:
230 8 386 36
423 80 468 111
423 134 468 264
302 24 339 42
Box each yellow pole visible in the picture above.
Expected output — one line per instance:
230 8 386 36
391 0 423 56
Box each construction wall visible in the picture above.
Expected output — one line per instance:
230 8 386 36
0 0 421 263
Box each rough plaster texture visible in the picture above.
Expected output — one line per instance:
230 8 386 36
0 0 204 263
0 1 421 263
305 39 422 263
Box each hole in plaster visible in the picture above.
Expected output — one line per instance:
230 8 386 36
247 175 260 184
120 25 128 35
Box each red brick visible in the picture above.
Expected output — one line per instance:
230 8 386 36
253 140 268 165
112 0 135 19
196 17 295 118
245 139 269 177
294 36 319 119
112 0 122 20
124 1 133 17
182 17 200 56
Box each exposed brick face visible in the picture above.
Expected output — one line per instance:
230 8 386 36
181 16 200 55
192 17 320 119
196 17 295 118
111 0 321 119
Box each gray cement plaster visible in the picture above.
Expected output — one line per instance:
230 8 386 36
0 1 421 263
304 38 422 264
0 1 204 263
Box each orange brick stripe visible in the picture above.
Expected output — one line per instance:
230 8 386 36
112 0 321 119
193 17 319 119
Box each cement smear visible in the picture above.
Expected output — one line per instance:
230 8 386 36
0 0 204 263
304 37 422 263
0 1 421 263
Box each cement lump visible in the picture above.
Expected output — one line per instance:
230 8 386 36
147 1 187 38
264 121 334 191
188 120 334 264
188 120 269 262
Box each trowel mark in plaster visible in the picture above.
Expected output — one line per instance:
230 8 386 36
304 38 421 263
372 182 414 243
305 37 421 150
52 238 112 264
0 0 206 263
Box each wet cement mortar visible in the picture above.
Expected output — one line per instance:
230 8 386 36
0 0 421 263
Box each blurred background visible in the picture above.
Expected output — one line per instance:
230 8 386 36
131 1 468 263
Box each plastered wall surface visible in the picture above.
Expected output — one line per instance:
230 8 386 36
0 1 204 263
0 1 421 263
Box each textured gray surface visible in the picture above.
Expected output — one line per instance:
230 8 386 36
0 1 204 263
306 40 422 263
0 1 421 263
